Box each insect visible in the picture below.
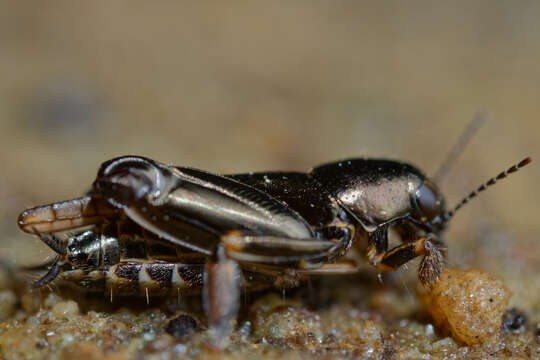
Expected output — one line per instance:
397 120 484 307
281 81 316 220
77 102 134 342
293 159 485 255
18 154 531 340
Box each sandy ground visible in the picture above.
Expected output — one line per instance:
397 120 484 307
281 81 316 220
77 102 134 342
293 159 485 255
0 2 539 359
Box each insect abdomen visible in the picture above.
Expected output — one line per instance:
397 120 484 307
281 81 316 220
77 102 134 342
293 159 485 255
109 261 204 296
59 260 281 297
59 261 205 296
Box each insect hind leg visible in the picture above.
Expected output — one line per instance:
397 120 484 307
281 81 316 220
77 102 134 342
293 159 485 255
203 244 240 346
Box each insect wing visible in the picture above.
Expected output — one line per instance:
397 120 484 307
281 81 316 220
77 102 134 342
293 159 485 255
171 167 314 238
98 164 315 254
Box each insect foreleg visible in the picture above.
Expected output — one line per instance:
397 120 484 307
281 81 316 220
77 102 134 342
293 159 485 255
368 236 445 286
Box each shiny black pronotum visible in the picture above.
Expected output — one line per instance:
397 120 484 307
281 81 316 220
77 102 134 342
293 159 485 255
18 151 531 340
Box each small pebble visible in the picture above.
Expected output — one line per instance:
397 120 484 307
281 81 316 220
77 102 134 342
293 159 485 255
43 293 63 309
166 314 198 339
52 301 80 318
501 308 527 333
239 320 252 336
431 337 457 352
0 290 17 321
425 268 510 345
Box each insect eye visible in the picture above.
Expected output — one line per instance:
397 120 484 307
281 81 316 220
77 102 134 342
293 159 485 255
414 181 441 220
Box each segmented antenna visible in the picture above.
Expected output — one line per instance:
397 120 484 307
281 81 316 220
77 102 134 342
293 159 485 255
433 112 487 183
442 157 532 222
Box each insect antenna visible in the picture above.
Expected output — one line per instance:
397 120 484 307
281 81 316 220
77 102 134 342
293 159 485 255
442 157 532 222
433 112 486 184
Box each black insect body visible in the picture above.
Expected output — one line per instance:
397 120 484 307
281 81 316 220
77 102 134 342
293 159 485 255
18 155 531 340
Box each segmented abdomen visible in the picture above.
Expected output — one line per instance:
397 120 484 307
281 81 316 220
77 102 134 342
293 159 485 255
58 260 277 297
52 219 282 297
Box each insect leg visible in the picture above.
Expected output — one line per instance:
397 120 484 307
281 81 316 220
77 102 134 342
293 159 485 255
370 236 444 287
222 233 336 267
18 196 118 234
203 244 240 345
296 260 360 275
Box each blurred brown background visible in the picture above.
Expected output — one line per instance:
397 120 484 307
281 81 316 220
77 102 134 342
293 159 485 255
0 2 538 307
